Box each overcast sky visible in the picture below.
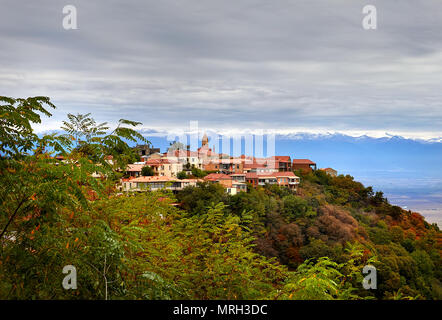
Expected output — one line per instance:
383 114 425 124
1 0 442 139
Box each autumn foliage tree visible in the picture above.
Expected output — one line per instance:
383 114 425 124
1 96 441 300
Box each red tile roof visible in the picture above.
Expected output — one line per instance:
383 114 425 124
204 173 232 181
274 172 297 177
272 156 291 162
293 159 316 165
243 159 277 169
246 172 298 179
145 159 173 166
145 159 161 166
245 172 259 179
244 162 270 169
127 164 145 172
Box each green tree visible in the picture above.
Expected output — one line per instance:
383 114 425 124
0 96 151 299
176 182 228 215
141 165 155 176
273 257 356 300
191 167 207 178
0 96 57 158
177 171 187 179
61 112 148 172
282 195 316 220
61 113 109 147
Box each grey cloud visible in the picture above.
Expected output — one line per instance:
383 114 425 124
1 0 442 136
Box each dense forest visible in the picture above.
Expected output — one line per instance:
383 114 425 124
1 96 441 300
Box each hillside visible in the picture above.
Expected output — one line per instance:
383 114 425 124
174 170 442 299
1 96 441 300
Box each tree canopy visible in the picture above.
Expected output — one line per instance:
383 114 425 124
1 96 441 300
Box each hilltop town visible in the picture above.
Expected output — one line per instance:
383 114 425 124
121 133 337 194
2 98 440 301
